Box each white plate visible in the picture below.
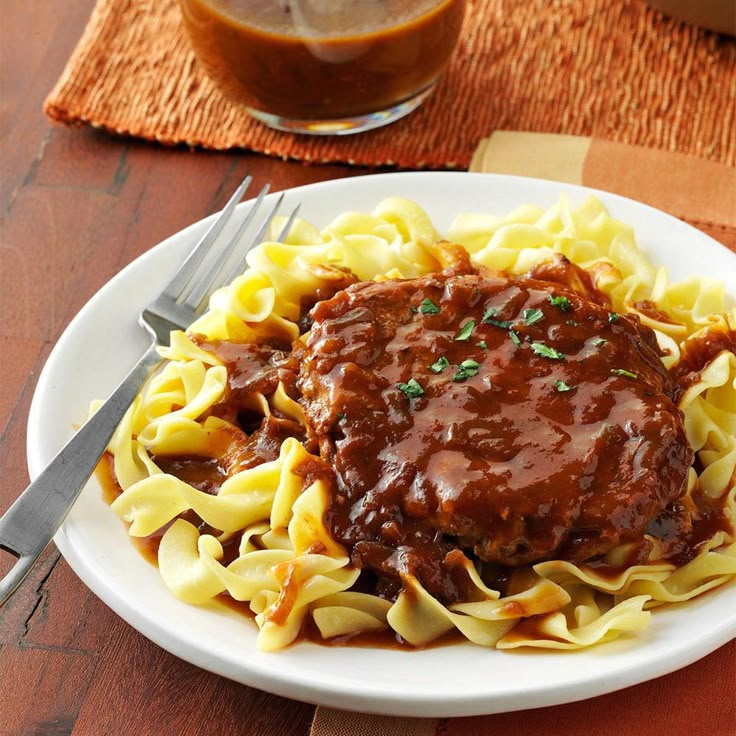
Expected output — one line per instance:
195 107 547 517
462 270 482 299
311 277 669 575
27 172 736 717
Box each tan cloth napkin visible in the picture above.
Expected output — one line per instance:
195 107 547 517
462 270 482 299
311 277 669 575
310 639 735 735
471 131 736 251
310 133 736 736
44 0 736 170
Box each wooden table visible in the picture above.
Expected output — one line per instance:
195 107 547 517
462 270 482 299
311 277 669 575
3 4 736 736
1 2 367 733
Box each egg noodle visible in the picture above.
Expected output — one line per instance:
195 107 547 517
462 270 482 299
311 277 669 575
102 195 736 651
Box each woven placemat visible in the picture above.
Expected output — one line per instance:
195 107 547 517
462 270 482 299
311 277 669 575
45 0 736 169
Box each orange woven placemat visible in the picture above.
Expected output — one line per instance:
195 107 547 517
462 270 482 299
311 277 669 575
45 0 736 169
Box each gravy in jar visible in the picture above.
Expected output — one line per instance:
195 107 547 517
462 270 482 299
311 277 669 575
178 0 466 120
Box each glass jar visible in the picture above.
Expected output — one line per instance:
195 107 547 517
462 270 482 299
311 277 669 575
179 0 466 135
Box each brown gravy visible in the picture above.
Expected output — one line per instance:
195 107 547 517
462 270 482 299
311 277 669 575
179 0 466 119
671 323 736 393
98 266 734 647
298 271 695 603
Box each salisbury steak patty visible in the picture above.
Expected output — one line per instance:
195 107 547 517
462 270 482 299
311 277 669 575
298 271 692 600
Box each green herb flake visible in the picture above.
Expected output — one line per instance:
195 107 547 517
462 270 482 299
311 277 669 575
477 340 488 349
593 337 607 347
455 320 476 341
480 308 510 329
608 312 620 323
337 412 346 421
509 329 522 347
409 306 419 313
419 298 441 315
397 378 425 399
524 308 544 326
548 295 572 312
429 356 450 374
611 368 637 379
531 342 566 360
452 359 481 382
554 380 575 392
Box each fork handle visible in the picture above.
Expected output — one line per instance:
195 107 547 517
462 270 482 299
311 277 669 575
0 343 161 606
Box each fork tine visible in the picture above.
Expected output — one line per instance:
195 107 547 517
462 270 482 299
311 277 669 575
244 192 285 260
276 202 301 242
211 193 288 302
163 174 252 303
184 183 271 310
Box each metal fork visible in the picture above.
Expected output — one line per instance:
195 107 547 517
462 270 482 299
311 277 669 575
0 175 299 605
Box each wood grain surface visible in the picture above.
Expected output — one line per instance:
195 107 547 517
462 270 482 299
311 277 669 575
2 3 735 736
0 2 366 734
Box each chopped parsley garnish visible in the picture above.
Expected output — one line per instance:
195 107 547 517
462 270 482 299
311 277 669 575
593 337 607 347
452 359 480 382
608 312 620 323
477 340 488 349
554 380 575 392
509 329 522 346
429 356 450 373
524 308 544 326
337 412 346 421
419 298 440 315
409 306 418 313
548 295 572 311
485 318 512 329
455 320 476 341
611 368 637 379
481 307 511 329
397 378 425 399
531 342 566 360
